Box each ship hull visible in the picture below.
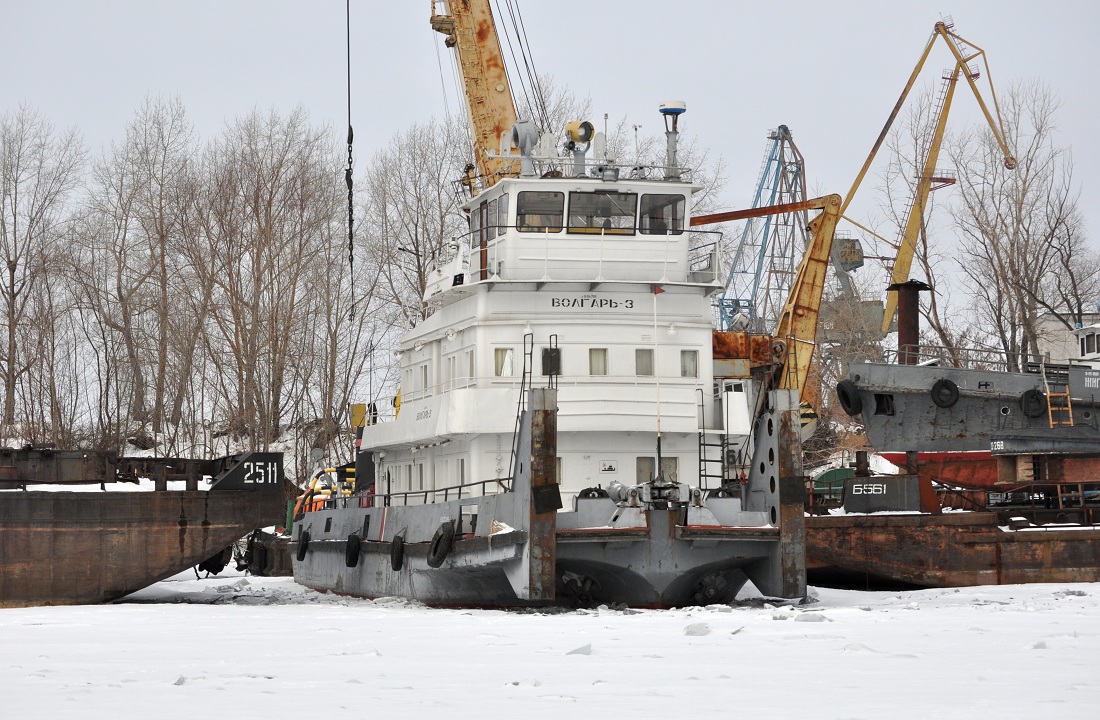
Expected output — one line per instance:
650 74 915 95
806 512 1100 587
291 498 792 608
0 488 286 608
845 362 1100 490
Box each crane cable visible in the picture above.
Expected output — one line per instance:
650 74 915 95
495 0 549 130
345 0 355 318
431 7 474 159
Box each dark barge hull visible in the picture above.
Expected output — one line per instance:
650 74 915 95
0 452 286 608
805 512 1100 588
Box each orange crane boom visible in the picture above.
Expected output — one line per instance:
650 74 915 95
431 0 519 191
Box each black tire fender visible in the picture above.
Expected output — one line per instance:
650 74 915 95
836 379 863 416
931 378 960 408
426 521 455 568
345 533 361 568
1020 388 1047 418
295 530 310 562
390 534 404 571
578 487 610 499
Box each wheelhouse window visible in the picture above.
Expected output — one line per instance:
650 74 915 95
497 193 509 234
568 190 637 235
640 194 686 235
470 204 481 238
486 198 498 239
517 191 563 232
635 348 654 376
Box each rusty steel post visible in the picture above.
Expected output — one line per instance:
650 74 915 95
854 450 870 477
889 280 931 365
527 388 560 602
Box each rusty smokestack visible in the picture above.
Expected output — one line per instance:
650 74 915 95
888 280 931 365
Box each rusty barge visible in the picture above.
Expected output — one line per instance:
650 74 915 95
0 449 286 608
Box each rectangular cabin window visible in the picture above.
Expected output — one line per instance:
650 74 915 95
517 191 563 233
1083 336 1088 357
498 193 509 234
471 203 481 238
680 350 699 378
487 197 498 239
1088 333 1096 355
589 348 608 376
446 355 457 389
640 194 686 235
556 457 563 485
635 348 654 376
874 393 896 416
568 190 637 235
494 348 515 376
466 350 475 378
418 363 429 391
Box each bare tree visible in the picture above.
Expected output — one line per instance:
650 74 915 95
0 107 84 436
201 107 339 448
363 116 469 327
949 81 1091 369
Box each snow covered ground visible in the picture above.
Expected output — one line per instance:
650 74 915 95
3 572 1098 719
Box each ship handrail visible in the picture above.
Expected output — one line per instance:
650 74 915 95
883 344 1053 372
458 160 699 195
320 476 512 510
444 225 722 286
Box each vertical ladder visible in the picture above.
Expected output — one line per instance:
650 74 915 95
508 333 536 482
697 389 726 492
1057 483 1085 510
1041 364 1074 427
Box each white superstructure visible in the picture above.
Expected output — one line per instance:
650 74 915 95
361 141 754 510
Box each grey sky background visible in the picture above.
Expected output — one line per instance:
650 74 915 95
4 1 1098 275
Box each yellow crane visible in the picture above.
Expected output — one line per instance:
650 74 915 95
838 20 1015 335
694 195 843 396
430 0 519 192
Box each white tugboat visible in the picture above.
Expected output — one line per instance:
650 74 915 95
291 1 840 607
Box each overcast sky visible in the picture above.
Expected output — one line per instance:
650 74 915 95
4 1 1099 267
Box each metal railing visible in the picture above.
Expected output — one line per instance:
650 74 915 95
447 225 722 286
885 344 1051 372
322 476 511 510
